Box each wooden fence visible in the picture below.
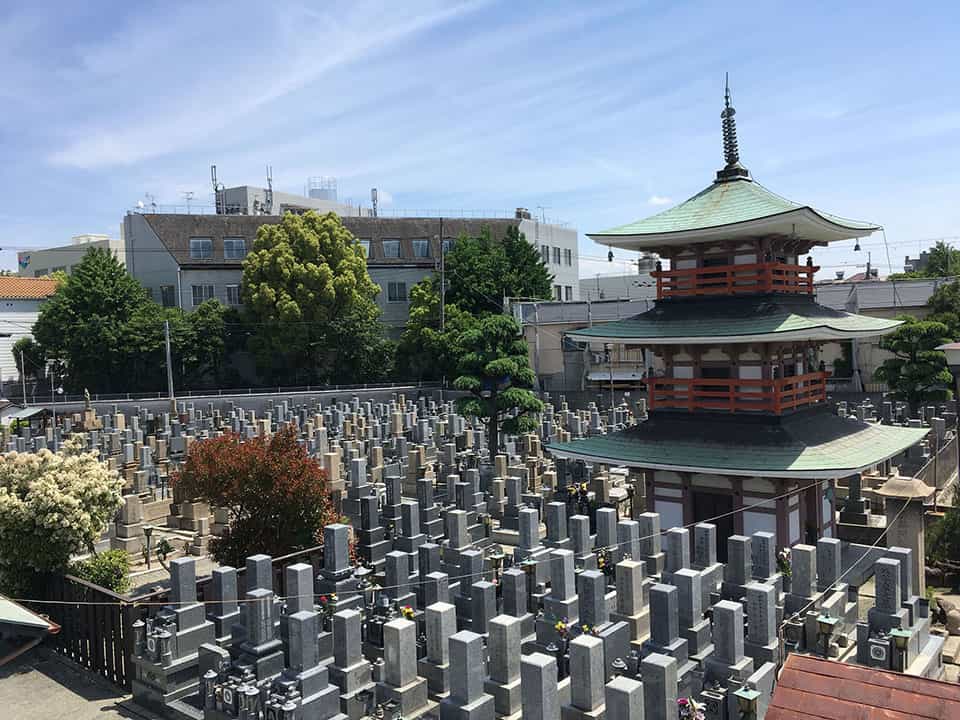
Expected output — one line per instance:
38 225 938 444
29 544 324 689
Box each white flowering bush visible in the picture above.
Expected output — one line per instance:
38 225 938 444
0 436 123 591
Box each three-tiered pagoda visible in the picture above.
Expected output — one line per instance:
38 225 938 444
548 81 927 555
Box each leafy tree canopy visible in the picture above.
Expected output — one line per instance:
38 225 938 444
242 211 392 384
0 437 123 593
13 337 46 380
453 314 543 454
926 280 960 337
32 248 232 393
444 225 553 315
172 426 340 567
396 278 479 381
873 316 953 410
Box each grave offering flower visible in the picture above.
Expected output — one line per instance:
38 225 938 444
777 548 792 577
401 605 415 620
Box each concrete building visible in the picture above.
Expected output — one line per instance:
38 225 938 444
17 234 126 278
0 277 59 381
579 254 658 301
216 184 370 218
122 209 580 335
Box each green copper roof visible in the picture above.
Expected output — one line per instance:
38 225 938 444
546 411 928 478
567 295 900 343
591 179 878 237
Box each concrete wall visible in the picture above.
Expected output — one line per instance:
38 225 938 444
368 266 433 335
579 272 656 302
520 219 579 301
0 299 44 381
178 268 244 310
123 214 181 306
18 237 125 277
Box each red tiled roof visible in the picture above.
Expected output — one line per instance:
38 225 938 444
768 654 960 720
0 277 59 299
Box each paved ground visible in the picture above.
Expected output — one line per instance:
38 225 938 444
0 646 160 720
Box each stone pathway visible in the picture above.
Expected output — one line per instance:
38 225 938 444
0 647 161 720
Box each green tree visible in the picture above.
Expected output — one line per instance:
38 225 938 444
33 248 153 393
453 314 543 454
0 437 123 594
33 248 231 393
12 337 46 381
242 211 390 384
397 278 479 380
890 241 960 280
874 316 953 411
444 226 553 315
927 280 960 337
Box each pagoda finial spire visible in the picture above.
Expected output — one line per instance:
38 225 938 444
716 73 752 183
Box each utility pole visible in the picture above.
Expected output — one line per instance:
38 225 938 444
438 217 445 404
164 320 176 415
50 370 55 450
19 349 27 405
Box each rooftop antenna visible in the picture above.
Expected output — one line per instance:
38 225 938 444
536 205 550 223
715 73 751 183
265 165 274 214
181 191 195 214
145 192 157 212
371 188 378 218
211 165 225 214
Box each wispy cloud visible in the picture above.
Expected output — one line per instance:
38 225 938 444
48 1 489 169
648 195 672 206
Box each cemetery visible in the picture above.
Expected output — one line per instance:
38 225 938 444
3 383 956 720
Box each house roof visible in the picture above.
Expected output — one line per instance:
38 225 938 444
588 178 879 250
545 409 928 478
0 595 58 633
565 294 901 345
0 277 59 299
767 654 960 719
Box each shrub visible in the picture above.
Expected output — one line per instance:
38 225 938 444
72 550 130 593
0 436 123 594
172 427 339 567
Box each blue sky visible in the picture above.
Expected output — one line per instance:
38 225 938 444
2 1 959 278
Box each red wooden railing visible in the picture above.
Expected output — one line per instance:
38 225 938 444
650 262 818 300
647 371 828 414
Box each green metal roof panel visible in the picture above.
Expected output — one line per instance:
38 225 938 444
546 412 928 476
568 295 900 340
592 179 878 237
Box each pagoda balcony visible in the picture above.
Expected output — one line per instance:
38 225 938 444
650 261 817 300
647 371 828 415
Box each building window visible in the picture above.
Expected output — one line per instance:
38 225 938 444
358 239 371 257
442 238 454 253
553 284 562 300
412 239 430 258
553 247 561 264
190 237 213 259
192 284 214 307
382 239 401 258
541 245 550 263
564 285 573 301
160 285 176 308
387 282 407 302
33 269 47 277
564 249 572 266
225 284 241 306
223 237 246 259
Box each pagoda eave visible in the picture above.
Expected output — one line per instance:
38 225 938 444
589 206 878 251
545 412 928 479
566 324 899 346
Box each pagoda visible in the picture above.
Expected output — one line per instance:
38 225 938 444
548 79 927 555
